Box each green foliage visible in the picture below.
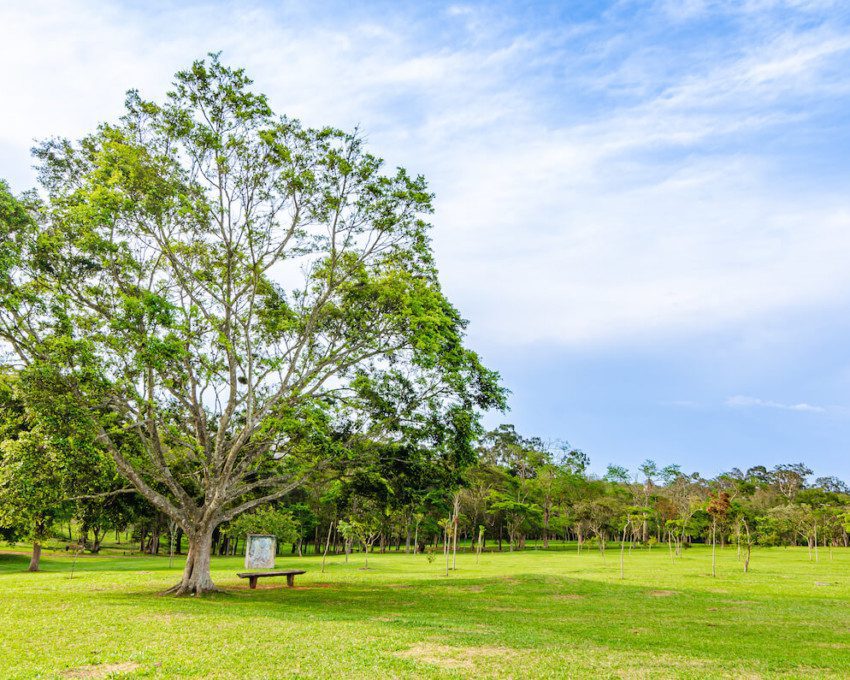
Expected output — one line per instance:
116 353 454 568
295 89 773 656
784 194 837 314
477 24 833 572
0 55 505 591
0 426 67 542
424 544 436 563
227 506 299 545
604 464 630 484
339 512 383 567
0 370 114 546
338 499 385 552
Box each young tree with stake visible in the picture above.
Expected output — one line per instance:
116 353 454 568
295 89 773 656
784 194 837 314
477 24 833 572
706 491 731 577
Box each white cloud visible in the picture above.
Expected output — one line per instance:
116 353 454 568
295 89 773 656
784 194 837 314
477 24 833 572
725 395 826 412
2 1 850 350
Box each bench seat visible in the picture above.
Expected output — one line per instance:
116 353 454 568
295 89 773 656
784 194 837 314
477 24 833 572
237 569 306 589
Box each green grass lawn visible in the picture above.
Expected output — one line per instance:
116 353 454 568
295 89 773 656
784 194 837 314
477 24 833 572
1 544 848 678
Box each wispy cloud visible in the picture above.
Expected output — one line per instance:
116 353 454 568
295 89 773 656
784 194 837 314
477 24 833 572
725 395 826 412
2 1 850 350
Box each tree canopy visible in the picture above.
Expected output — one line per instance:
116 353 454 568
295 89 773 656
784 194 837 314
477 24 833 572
0 55 504 593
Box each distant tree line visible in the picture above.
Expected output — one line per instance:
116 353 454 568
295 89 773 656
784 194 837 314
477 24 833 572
4 415 848 573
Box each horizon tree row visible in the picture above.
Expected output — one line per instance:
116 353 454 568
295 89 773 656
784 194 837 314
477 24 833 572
5 411 849 572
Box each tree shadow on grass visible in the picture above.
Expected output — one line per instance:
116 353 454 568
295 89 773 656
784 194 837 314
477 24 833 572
0 550 213 575
9 549 850 677
95 570 850 676
0 552 30 572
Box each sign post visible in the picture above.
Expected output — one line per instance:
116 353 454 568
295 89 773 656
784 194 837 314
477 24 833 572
245 534 276 570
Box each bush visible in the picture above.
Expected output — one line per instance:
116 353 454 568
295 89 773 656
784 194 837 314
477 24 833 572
226 506 299 545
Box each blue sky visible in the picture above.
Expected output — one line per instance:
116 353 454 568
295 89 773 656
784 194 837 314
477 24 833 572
3 0 850 480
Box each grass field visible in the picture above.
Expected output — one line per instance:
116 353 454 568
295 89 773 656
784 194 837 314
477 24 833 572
1 543 848 678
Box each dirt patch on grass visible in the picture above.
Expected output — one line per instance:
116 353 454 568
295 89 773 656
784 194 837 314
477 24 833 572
461 585 485 593
554 594 585 601
648 590 678 597
62 662 141 678
396 643 519 670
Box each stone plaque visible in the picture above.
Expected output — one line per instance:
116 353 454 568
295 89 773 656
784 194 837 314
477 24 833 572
245 534 276 569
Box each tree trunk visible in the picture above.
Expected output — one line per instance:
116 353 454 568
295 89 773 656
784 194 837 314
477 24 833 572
443 523 449 577
28 541 42 572
812 523 819 562
476 526 484 564
321 522 333 573
620 523 628 580
169 522 177 568
166 527 217 595
152 516 162 554
452 496 459 570
711 520 717 577
91 527 103 554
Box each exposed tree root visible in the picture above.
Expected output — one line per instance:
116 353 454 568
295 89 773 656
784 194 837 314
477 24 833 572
162 581 220 596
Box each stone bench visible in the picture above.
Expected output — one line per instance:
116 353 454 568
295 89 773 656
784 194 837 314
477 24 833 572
237 569 306 589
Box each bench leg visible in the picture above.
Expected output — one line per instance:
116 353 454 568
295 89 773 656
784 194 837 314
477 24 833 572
249 576 258 589
286 574 295 588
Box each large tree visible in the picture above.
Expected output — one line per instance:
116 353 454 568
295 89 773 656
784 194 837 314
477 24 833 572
0 56 503 593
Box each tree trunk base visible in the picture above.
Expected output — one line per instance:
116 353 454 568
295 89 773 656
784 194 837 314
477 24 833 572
27 542 42 572
164 529 218 595
162 582 220 596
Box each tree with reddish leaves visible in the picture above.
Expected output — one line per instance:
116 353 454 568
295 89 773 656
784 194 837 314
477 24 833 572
706 491 731 577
